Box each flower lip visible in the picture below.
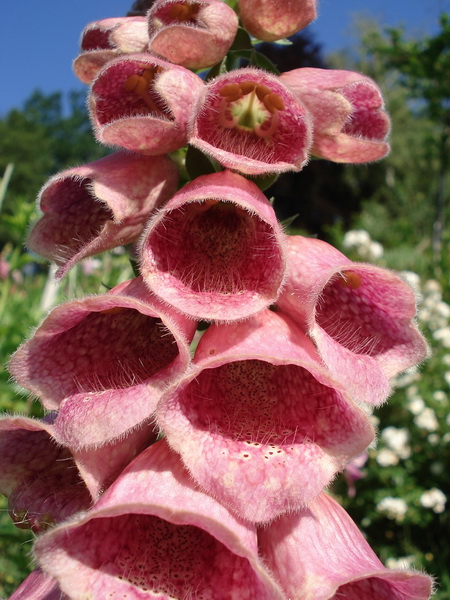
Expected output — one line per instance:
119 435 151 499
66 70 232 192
8 278 196 447
34 441 286 599
92 61 173 126
90 53 205 154
157 310 375 522
155 1 202 25
189 67 312 175
82 26 112 50
140 170 287 321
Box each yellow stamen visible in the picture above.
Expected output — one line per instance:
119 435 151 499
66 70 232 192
217 79 286 139
168 2 200 22
219 83 243 102
123 68 160 112
338 272 362 290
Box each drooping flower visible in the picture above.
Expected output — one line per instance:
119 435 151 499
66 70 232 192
277 236 428 405
258 492 433 599
157 309 374 523
9 568 64 600
140 170 287 321
238 0 317 42
73 17 149 84
0 415 91 533
9 278 196 448
89 53 204 154
34 440 286 600
0 414 157 533
279 67 391 163
147 0 239 69
189 67 312 175
343 451 368 498
27 151 178 278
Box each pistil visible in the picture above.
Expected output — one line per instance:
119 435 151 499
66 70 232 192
218 80 285 139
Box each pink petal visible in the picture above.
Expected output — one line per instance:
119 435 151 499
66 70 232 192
148 0 238 69
74 17 149 84
157 309 374 523
280 67 391 163
10 568 66 600
89 54 204 154
140 170 287 321
189 67 312 175
35 440 286 599
258 492 433 599
9 277 196 448
239 0 317 42
277 236 428 404
27 151 178 278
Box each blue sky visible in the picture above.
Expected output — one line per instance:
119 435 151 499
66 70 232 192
0 0 448 116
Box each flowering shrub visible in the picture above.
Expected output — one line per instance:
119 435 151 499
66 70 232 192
330 232 450 597
1 1 440 599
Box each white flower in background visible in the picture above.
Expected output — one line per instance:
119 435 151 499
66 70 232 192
436 301 450 319
428 433 440 445
432 326 450 347
423 279 442 296
432 390 447 403
393 368 421 389
381 427 411 459
368 240 384 260
400 271 421 293
444 372 450 387
342 229 384 261
414 407 439 431
342 229 371 249
376 448 400 467
407 396 426 415
376 497 408 521
442 432 450 444
420 488 447 514
442 354 450 367
386 556 417 570
406 385 419 399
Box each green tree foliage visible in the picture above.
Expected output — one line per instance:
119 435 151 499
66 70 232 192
328 14 450 278
0 90 106 246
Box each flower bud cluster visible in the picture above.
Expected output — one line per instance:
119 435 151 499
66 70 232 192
3 1 434 599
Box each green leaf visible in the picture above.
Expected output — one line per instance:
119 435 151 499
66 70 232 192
244 172 279 191
185 145 221 180
230 27 253 51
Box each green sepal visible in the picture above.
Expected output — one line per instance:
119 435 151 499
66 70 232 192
185 145 222 180
244 172 279 191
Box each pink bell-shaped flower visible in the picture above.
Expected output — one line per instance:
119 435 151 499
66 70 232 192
147 0 239 69
239 0 317 42
277 236 428 405
34 440 286 599
258 492 433 599
9 278 196 448
189 67 312 175
279 67 391 163
89 53 204 154
0 414 157 533
73 17 149 84
157 309 374 523
140 170 287 321
27 151 178 278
